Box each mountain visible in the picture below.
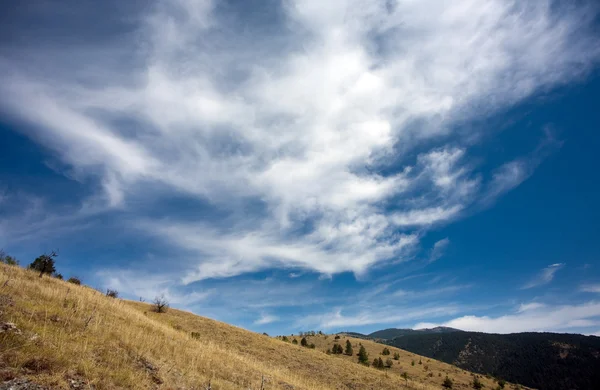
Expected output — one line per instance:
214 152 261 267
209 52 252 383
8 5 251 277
0 263 528 390
369 327 461 340
383 330 600 390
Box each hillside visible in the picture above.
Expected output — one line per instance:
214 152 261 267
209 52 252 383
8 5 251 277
385 330 600 390
0 263 529 390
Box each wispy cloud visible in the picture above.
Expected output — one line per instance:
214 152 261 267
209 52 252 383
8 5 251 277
581 284 600 293
429 238 450 263
522 263 565 289
254 314 280 326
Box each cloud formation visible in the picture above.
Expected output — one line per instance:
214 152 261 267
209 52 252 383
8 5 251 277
522 263 565 289
1 0 599 283
415 301 600 334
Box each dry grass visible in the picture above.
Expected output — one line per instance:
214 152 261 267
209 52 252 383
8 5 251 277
0 264 524 389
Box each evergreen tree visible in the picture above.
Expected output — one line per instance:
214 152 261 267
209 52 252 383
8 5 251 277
393 352 400 360
345 339 354 356
292 339 298 345
385 358 393 368
381 347 390 355
29 251 57 278
472 377 484 389
357 345 369 365
301 337 308 347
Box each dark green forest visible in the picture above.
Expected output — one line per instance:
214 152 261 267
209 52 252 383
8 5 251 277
385 331 600 390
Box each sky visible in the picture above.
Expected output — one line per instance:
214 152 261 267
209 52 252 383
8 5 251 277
1 0 600 336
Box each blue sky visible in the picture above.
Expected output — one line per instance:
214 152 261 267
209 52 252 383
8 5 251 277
1 0 600 336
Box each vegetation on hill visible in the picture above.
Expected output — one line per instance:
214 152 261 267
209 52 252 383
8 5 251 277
2 261 509 390
387 330 600 390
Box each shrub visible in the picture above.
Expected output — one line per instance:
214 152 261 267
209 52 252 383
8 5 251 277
326 348 332 354
385 358 393 368
29 251 57 278
282 335 289 342
497 379 506 389
53 273 63 280
442 376 454 389
393 352 400 360
106 289 119 298
381 347 390 355
0 251 19 266
334 335 341 340
411 360 415 366
191 332 201 339
418 358 422 365
357 345 369 365
67 277 81 285
472 377 484 389
345 339 353 356
309 343 315 349
292 339 298 345
424 364 429 371
153 294 169 313
301 337 308 347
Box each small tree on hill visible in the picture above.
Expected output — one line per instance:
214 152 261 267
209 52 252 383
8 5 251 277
385 358 393 368
345 339 353 356
292 339 298 345
393 352 400 360
381 347 390 355
334 334 341 340
301 337 308 347
53 272 63 280
67 277 81 285
0 250 19 266
29 251 57 278
282 336 289 342
357 345 369 365
153 294 169 313
497 379 506 389
472 377 484 389
106 289 119 298
442 376 454 389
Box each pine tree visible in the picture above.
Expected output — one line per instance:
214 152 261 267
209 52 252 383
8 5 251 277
393 352 400 360
381 347 390 355
301 337 308 347
357 345 369 365
345 339 353 356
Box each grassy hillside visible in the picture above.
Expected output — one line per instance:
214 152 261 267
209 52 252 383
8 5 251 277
387 331 600 390
1 264 525 389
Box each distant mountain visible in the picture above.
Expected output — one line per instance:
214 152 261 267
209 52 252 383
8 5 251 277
383 330 600 390
368 326 461 339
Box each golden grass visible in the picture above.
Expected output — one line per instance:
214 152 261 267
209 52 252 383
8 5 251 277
0 264 525 389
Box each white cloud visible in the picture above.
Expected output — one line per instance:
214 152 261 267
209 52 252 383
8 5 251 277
254 314 280 325
1 1 598 279
415 301 600 333
522 263 565 289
